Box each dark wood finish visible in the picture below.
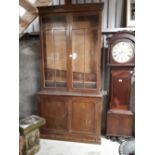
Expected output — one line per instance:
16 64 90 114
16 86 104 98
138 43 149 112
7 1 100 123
37 94 102 143
38 4 103 15
38 4 103 93
109 70 132 110
71 97 97 134
106 110 133 137
37 4 103 143
106 32 135 137
38 96 69 132
65 0 71 5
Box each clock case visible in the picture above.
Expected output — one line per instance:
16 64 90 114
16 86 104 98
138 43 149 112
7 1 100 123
106 31 135 137
108 31 135 67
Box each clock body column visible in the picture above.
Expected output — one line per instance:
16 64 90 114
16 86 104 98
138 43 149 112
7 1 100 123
106 32 135 137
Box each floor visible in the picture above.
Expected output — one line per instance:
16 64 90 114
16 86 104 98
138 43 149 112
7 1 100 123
36 136 120 155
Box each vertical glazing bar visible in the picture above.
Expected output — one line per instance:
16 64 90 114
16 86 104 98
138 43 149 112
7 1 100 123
84 29 86 88
66 15 73 90
52 29 56 88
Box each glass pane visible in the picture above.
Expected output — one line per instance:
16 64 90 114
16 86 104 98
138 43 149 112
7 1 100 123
54 30 67 87
72 15 98 89
84 29 97 88
72 29 85 88
43 16 67 88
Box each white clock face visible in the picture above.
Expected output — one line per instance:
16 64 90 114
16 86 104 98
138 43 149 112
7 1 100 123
112 41 134 63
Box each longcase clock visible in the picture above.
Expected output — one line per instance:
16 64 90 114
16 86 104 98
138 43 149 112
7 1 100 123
106 31 135 137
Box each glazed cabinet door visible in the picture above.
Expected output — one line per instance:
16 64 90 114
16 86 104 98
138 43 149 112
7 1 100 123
71 14 100 91
40 13 101 93
38 95 69 133
42 15 68 89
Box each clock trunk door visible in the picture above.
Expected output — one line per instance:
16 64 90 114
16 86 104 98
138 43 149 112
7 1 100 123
110 71 131 110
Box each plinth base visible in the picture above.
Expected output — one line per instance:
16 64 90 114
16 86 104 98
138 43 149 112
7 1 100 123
106 109 133 137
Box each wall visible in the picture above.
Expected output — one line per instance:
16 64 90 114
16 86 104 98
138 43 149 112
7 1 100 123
19 37 41 119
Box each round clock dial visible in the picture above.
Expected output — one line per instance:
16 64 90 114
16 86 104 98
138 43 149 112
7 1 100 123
112 41 134 63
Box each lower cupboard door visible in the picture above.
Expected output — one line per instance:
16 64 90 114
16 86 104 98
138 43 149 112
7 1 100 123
70 97 100 135
38 96 69 132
